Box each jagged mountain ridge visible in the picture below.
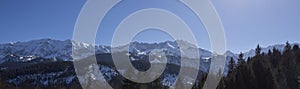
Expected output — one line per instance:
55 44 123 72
0 39 297 63
0 39 212 63
0 38 298 88
0 39 110 63
0 38 297 64
243 43 299 59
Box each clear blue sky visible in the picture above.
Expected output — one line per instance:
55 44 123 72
0 0 300 53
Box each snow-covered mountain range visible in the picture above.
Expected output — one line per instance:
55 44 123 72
0 39 110 63
0 38 297 64
0 39 210 63
243 43 299 59
1 38 298 88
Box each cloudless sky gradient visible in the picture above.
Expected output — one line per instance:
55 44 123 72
0 0 300 53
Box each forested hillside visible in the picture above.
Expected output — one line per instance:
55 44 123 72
209 42 300 89
0 42 299 89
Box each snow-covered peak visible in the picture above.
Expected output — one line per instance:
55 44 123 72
243 43 299 59
113 40 212 59
1 38 298 64
0 39 214 63
0 38 110 63
0 39 71 60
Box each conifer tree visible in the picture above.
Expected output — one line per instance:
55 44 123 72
292 44 299 51
238 52 245 66
255 44 261 56
284 41 291 52
228 57 236 74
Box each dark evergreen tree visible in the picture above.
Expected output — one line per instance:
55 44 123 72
284 41 291 52
255 44 261 56
228 57 236 74
293 44 300 63
292 44 299 51
268 49 272 56
237 52 245 66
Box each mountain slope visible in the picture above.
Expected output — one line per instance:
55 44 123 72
0 39 110 63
